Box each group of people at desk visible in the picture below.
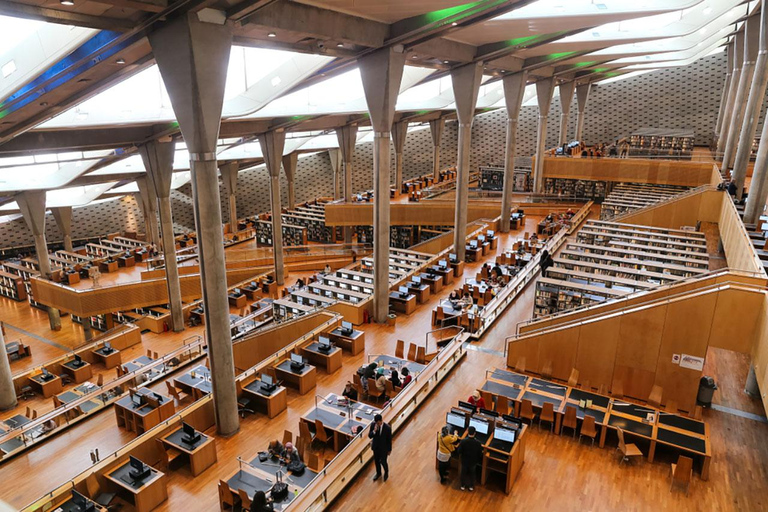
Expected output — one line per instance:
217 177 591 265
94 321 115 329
358 362 413 401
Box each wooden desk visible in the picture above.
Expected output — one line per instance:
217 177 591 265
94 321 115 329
242 379 288 418
481 424 526 494
228 293 247 308
465 245 481 262
421 273 444 294
174 365 213 398
407 283 431 303
114 388 175 434
302 341 343 374
328 327 365 355
61 359 93 384
48 493 106 512
105 460 167 512
389 292 417 314
432 265 454 286
161 427 217 476
118 255 136 268
450 260 465 277
274 359 317 395
242 284 260 300
99 260 118 273
29 373 63 398
300 393 380 452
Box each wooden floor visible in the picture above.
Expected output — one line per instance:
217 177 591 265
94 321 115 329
2 207 768 512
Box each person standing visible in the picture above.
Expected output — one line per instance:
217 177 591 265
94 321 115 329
437 425 459 484
369 413 392 482
456 426 483 491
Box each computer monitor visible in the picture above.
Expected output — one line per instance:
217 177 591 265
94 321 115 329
487 230 495 238
449 253 457 262
262 374 273 386
469 241 478 249
325 290 333 298
234 287 241 295
494 425 516 444
318 336 331 348
251 281 257 287
469 417 489 436
104 341 113 352
479 408 499 418
128 456 150 480
74 354 83 366
181 421 201 445
446 411 466 429
41 367 52 380
131 392 143 407
341 321 353 334
70 490 94 512
457 400 477 414
152 392 163 403
290 353 304 364
398 286 408 296
352 274 361 281
413 276 421 285
501 414 523 427
439 260 447 268
478 235 485 243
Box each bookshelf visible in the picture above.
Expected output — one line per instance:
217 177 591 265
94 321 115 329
600 183 689 220
479 166 531 192
628 129 694 160
0 270 26 301
255 220 308 247
544 178 607 200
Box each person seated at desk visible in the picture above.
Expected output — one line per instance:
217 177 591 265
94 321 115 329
481 262 490 274
281 442 302 464
323 264 332 274
390 369 402 389
268 439 284 458
232 235 239 242
530 232 539 242
40 418 57 434
461 292 473 309
296 278 306 288
467 391 486 410
448 290 460 301
251 490 274 512
401 367 412 387
343 381 358 401
362 363 378 392
375 368 388 399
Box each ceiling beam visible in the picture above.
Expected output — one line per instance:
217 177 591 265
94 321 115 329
89 0 167 13
0 1 135 31
226 0 282 23
0 124 174 155
68 172 144 187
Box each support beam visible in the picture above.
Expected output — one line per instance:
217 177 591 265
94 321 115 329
429 118 445 182
733 8 768 199
140 140 184 332
0 326 17 410
557 80 575 145
724 15 761 171
500 71 527 233
574 82 591 142
16 191 61 331
328 149 342 200
149 11 239 436
282 152 298 209
50 206 73 253
0 1 134 31
260 130 287 285
136 177 159 247
744 72 768 224
391 121 408 194
451 62 484 262
220 162 239 229
717 32 745 158
533 78 555 193
359 47 407 323
336 124 358 243
714 42 735 144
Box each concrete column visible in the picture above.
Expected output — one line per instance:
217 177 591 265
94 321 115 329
744 97 768 223
717 32 745 157
734 8 768 198
136 177 159 246
328 149 342 199
714 42 735 144
16 191 61 331
220 161 239 229
575 82 591 141
51 207 73 253
533 77 555 193
451 63 483 262
391 121 408 194
149 11 239 436
0 326 17 410
260 130 287 285
140 140 184 332
83 322 93 342
724 15 761 171
500 71 527 233
359 47 406 323
282 152 298 209
557 80 575 145
429 118 445 181
336 124 358 243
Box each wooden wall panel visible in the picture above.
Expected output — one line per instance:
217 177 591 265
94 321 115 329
325 202 504 227
575 316 620 390
615 305 666 399
710 287 763 353
538 157 717 187
537 328 578 380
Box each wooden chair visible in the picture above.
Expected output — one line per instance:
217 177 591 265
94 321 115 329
407 343 417 362
152 351 159 360
567 368 579 388
352 373 365 398
31 409 37 420
86 473 116 510
25 406 32 418
648 385 663 408
579 415 597 446
97 374 104 387
496 396 510 416
313 419 330 453
480 390 494 411
299 420 316 447
156 438 183 470
238 489 253 510
218 481 238 510
519 399 535 425
415 345 428 364
539 402 555 432
384 379 395 399
146 349 152 359
616 428 643 465
562 406 578 437
367 378 384 403
665 400 679 414
670 455 693 495
166 381 188 404
611 379 624 399
514 357 526 374
395 339 405 359
283 430 293 446
307 451 324 472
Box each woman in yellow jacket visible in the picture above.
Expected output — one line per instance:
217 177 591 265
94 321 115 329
437 425 460 484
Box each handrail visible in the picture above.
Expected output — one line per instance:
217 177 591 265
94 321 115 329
609 183 715 223
425 325 464 355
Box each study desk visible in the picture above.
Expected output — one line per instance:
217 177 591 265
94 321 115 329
118 255 136 268
2 414 31 430
92 345 122 368
29 373 63 398
246 452 319 490
300 393 379 452
161 426 217 476
228 293 247 308
99 260 118 273
61 359 93 384
243 283 261 300
301 341 342 374
114 388 175 434
242 379 288 418
328 327 365 355
481 423 527 494
274 359 317 395
389 291 417 314
49 494 106 512
368 354 426 377
450 260 465 278
224 469 298 511
174 365 213 398
429 265 454 286
120 355 155 375
105 460 167 512
420 273 444 294
407 282 431 303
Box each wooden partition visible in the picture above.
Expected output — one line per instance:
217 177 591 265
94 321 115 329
750 296 768 415
324 201 505 227
538 157 720 187
507 284 765 412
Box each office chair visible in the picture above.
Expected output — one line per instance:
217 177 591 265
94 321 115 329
17 385 34 401
237 396 255 418
616 428 643 465
58 373 73 385
670 455 693 495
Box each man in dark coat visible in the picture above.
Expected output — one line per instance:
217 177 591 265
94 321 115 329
456 426 484 491
369 413 392 481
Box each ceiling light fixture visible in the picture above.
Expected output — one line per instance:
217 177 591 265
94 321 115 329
267 32 276 37
337 43 343 47
40 102 48 107
1 60 16 78
115 58 126 65
451 22 458 26
60 0 75 5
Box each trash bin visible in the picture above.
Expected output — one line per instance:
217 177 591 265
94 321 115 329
387 313 397 327
697 376 717 407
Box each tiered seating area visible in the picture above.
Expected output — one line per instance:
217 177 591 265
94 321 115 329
534 219 709 317
600 183 690 220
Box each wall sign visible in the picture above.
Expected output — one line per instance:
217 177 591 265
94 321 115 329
679 354 705 371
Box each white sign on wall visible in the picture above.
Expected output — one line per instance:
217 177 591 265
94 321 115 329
679 354 705 371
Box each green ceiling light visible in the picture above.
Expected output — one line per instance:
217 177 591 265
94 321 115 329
546 51 578 61
573 61 597 68
505 35 541 47
593 67 610 73
423 1 508 25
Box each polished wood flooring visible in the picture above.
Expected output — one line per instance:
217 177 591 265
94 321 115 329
1 208 767 512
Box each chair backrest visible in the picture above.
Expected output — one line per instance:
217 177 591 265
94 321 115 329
218 481 236 508
53 396 63 408
496 396 510 416
692 405 703 420
155 439 169 468
26 406 31 418
97 374 104 387
581 415 596 437
238 489 252 509
616 428 627 453
540 360 553 380
283 429 293 446
480 391 494 411
648 384 663 408
415 346 426 364
146 349 152 358
385 379 395 396
521 399 534 418
315 420 329 442
564 405 577 426
541 402 554 419
307 451 324 472
85 474 101 499
367 377 378 392
299 420 312 442
567 368 579 388
407 343 417 361
673 455 693 485
166 381 182 401
395 339 405 359
31 409 37 420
